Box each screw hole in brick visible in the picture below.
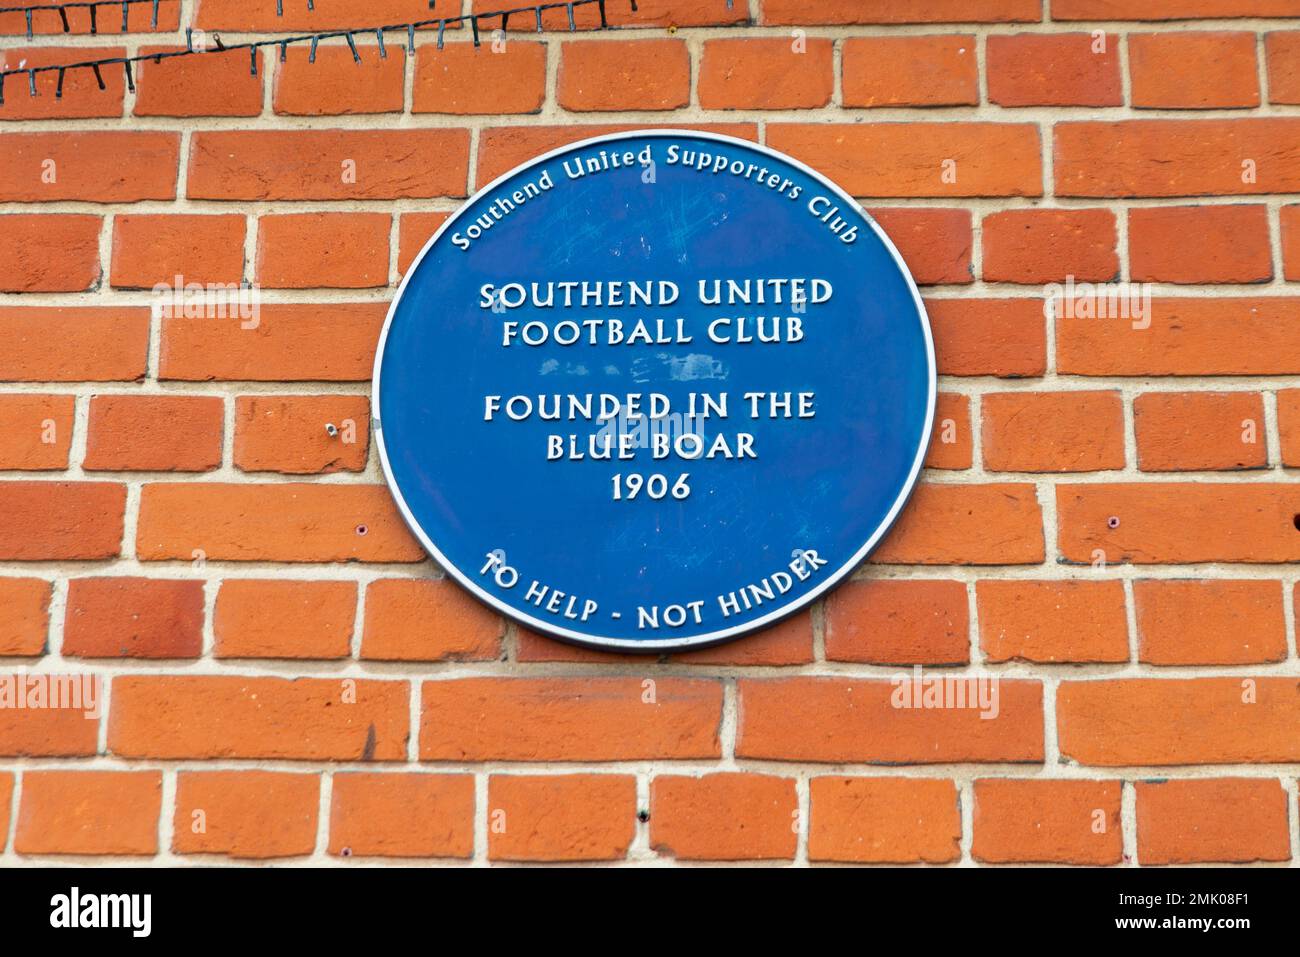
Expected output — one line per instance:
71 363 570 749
1107 516 1120 529
1293 514 1300 531
356 524 368 536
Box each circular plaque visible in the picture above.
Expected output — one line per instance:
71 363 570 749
375 130 934 652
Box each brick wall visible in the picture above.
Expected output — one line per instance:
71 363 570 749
1 0 1299 865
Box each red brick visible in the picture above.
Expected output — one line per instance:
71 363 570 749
1058 483 1300 564
736 677 1044 763
1280 388 1300 464
926 298 1046 377
490 774 636 862
0 214 100 291
134 45 263 117
869 208 973 286
413 42 546 115
0 131 178 201
0 695 98 757
476 123 757 185
234 395 370 474
362 579 503 662
978 580 1129 664
768 123 1042 198
982 391 1125 472
256 213 390 289
651 773 796 861
1058 299 1300 376
988 33 1121 107
274 45 404 115
109 675 408 760
671 613 814 666
0 307 149 382
1056 120 1300 197
174 771 318 859
926 393 973 469
111 213 245 289
869 483 1045 565
0 2 179 35
188 130 469 200
761 0 1041 23
472 0 747 28
843 35 978 107
0 578 50 656
1137 778 1290 864
1135 579 1287 665
825 579 969 665
512 614 814 667
1134 391 1267 471
136 483 423 563
199 0 454 30
1266 31 1300 104
64 577 204 659
0 773 9 850
1129 31 1259 108
329 773 474 859
558 40 689 111
159 302 385 382
15 772 159 856
1056 0 1300 17
0 394 74 470
0 46 124 119
0 482 124 560
698 37 833 110
397 212 450 273
513 629 641 665
1283 205 1300 280
420 677 722 761
215 580 356 660
84 395 224 472
981 209 1118 283
1129 205 1271 283
809 777 960 863
1058 678 1300 765
973 779 1122 864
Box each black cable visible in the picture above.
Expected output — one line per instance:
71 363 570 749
0 0 639 105
0 0 391 36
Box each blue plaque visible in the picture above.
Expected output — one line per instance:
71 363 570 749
375 130 934 652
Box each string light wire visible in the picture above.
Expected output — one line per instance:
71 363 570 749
0 0 645 104
0 0 330 38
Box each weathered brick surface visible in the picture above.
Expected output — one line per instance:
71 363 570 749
490 775 637 862
173 772 319 859
0 1 1295 868
809 777 961 863
972 779 1123 864
329 773 474 859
